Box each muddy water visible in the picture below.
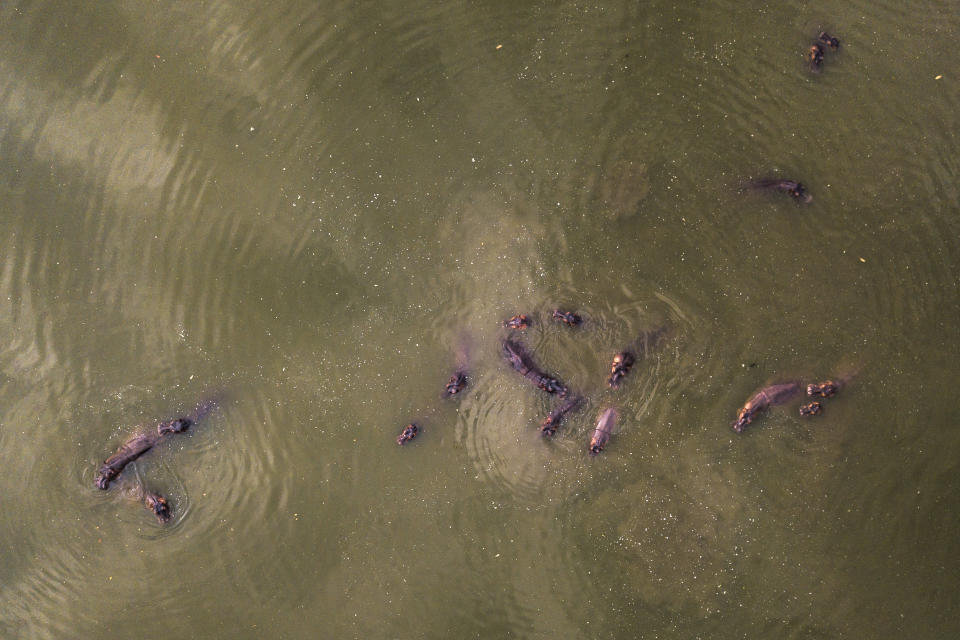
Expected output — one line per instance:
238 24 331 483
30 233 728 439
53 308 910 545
1 1 958 638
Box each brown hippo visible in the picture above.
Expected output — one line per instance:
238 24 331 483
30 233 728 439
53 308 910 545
396 423 419 445
552 310 582 326
744 178 813 203
501 339 567 396
818 32 840 50
806 381 840 398
807 43 825 72
732 382 802 432
445 372 467 396
540 395 584 437
142 491 172 523
807 369 858 398
607 326 668 389
95 432 162 490
95 398 219 490
799 401 822 416
608 352 636 388
503 314 531 330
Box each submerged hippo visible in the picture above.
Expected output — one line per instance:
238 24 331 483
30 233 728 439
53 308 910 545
607 327 668 389
818 32 840 50
445 372 467 396
396 423 419 445
95 398 219 490
806 380 840 398
807 43 825 72
504 314 531 330
95 417 194 490
732 382 802 432
142 491 172 523
501 339 567 396
745 178 813 203
807 369 858 398
540 395 584 437
608 352 636 389
589 408 618 454
552 310 582 326
799 401 822 417
95 432 162 490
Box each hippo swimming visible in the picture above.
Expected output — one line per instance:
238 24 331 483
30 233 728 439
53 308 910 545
504 314 531 330
552 310 582 326
818 32 840 50
142 491 172 523
501 339 567 396
807 43 825 72
396 423 419 445
745 178 813 203
732 382 802 432
589 408 618 454
445 372 467 396
799 401 822 417
608 352 636 389
94 398 218 490
540 395 584 437
806 380 839 398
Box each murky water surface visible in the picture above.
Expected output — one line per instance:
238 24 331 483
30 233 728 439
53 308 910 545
1 1 958 638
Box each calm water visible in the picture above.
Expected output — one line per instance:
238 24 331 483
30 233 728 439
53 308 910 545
1 1 958 638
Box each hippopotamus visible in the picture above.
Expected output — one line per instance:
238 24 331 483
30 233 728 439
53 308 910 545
806 380 839 398
396 423 419 445
807 43 825 72
503 314 531 330
799 401 822 416
445 372 467 396
540 395 584 437
589 408 618 454
608 352 636 388
95 432 162 490
744 178 813 203
501 339 567 396
95 417 195 490
732 382 802 432
807 368 858 398
552 310 582 326
95 398 218 490
142 491 172 523
607 326 669 389
818 32 840 50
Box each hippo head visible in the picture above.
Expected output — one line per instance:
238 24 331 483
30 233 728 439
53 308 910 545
158 418 192 435
145 493 171 523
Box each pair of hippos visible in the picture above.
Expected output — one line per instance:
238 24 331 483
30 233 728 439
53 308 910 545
807 31 841 73
742 32 843 205
398 311 658 455
94 399 218 523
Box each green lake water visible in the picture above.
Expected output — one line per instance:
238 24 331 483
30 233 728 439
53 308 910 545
1 1 958 638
